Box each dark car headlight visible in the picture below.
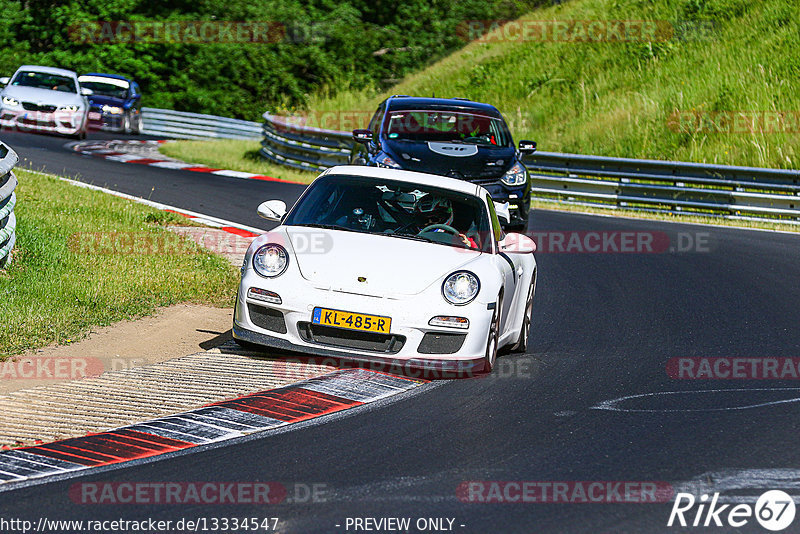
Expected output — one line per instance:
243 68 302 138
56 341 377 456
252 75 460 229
376 152 402 169
501 161 527 186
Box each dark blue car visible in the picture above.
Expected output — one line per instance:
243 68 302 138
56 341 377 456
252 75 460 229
78 73 142 134
350 96 536 230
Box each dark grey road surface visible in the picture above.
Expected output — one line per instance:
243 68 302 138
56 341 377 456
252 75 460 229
2 129 799 534
0 128 304 230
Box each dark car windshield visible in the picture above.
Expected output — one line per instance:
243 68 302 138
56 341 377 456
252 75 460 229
383 110 512 147
79 80 129 99
12 71 76 93
284 175 493 252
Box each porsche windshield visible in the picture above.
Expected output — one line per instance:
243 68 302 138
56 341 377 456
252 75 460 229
284 175 492 252
384 110 512 146
12 71 76 93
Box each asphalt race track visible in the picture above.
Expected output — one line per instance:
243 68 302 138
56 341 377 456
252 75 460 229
2 129 800 533
1 129 304 231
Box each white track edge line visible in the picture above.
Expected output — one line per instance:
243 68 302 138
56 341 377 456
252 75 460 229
22 169 265 235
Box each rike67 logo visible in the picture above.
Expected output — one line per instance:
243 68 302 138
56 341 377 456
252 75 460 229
668 490 796 531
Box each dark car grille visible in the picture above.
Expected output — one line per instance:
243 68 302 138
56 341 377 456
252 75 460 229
417 332 467 354
443 168 505 183
21 102 57 113
297 322 405 354
247 303 287 334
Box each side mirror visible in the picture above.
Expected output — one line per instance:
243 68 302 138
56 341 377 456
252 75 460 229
352 129 373 144
0 77 9 86
518 140 536 154
494 201 511 225
80 87 93 96
257 200 287 221
499 233 537 254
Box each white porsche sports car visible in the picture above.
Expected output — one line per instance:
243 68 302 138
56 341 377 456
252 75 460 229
233 166 537 374
0 65 92 138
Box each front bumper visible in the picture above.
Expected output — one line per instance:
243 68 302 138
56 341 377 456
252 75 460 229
233 274 491 375
0 108 84 135
87 108 125 131
480 182 530 226
233 324 484 375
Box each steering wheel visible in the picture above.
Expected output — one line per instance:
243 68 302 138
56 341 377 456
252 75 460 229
418 224 459 236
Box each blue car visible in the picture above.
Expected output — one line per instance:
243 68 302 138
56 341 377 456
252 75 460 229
350 96 536 230
78 73 142 134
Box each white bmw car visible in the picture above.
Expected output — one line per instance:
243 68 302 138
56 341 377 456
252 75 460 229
234 166 537 374
0 65 91 138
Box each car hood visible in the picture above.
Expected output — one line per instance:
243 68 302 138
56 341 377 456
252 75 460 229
1 85 82 106
383 139 516 180
87 94 127 107
285 227 482 297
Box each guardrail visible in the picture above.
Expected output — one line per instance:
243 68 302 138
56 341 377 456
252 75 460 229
260 112 800 223
0 142 19 268
260 112 352 172
142 108 262 140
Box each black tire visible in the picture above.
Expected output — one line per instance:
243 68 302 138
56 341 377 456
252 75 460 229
483 298 501 373
132 111 142 135
70 125 87 140
122 112 132 135
511 272 536 353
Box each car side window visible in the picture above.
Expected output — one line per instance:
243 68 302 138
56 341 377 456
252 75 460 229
486 195 504 251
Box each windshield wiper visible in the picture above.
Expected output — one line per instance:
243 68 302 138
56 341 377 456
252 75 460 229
292 223 356 233
388 232 436 243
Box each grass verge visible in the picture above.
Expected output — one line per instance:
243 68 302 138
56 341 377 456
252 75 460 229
306 0 800 170
159 140 318 184
0 169 239 358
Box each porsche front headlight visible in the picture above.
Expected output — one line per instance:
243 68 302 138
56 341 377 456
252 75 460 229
501 161 527 186
2 96 19 106
253 244 289 278
442 271 480 305
102 105 124 114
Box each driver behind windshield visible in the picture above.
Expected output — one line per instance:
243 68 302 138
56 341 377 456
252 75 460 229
413 196 478 249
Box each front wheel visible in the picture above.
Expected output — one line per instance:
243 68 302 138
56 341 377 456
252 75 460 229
122 112 132 134
69 124 87 140
131 111 142 134
483 298 501 373
511 273 536 353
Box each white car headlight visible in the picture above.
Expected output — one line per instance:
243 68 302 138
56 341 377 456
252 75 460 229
501 161 527 186
253 244 289 278
2 96 19 106
58 105 79 112
102 105 124 114
376 153 402 169
442 271 480 305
